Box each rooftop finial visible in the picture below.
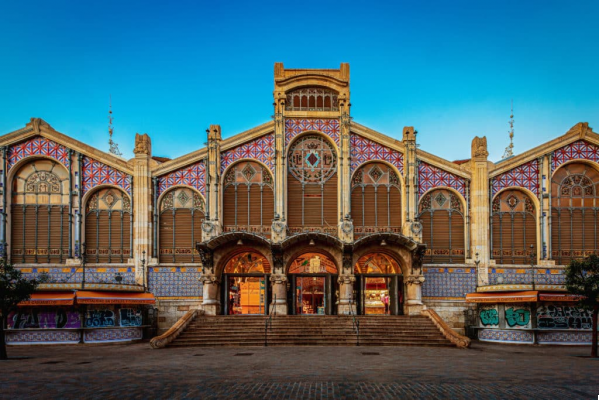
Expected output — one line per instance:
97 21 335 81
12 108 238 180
108 95 122 157
502 99 514 159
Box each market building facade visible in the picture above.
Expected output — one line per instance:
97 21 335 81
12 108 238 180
1 64 598 345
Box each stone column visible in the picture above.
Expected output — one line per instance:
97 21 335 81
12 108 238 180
271 91 287 243
338 96 353 242
204 125 222 240
402 127 419 240
269 246 287 314
539 154 552 263
470 136 490 286
198 247 220 315
337 247 356 315
405 275 426 314
132 133 153 286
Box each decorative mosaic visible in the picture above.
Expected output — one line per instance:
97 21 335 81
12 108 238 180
157 160 206 196
81 156 131 195
491 159 539 196
84 327 142 343
537 331 597 345
350 133 404 173
478 329 533 343
488 268 565 285
221 134 275 173
6 329 80 345
418 162 467 197
148 267 203 297
552 140 599 172
7 136 71 170
285 119 340 146
19 267 136 286
422 267 476 298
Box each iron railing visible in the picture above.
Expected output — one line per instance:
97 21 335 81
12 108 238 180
348 298 360 346
264 294 276 347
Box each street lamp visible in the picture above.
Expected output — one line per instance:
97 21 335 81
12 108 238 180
474 252 480 290
529 244 536 290
141 250 147 292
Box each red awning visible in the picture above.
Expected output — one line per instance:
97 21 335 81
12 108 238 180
76 291 155 305
18 292 75 306
538 293 583 302
466 291 538 303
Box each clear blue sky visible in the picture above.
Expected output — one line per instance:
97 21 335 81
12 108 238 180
1 1 597 162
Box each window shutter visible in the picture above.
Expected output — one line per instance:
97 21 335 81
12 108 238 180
223 186 236 226
323 175 338 227
389 187 401 227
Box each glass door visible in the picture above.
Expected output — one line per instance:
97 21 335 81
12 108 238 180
295 275 326 315
224 274 269 315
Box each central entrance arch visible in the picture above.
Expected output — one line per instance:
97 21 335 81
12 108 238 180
354 252 403 315
288 251 338 315
222 251 271 315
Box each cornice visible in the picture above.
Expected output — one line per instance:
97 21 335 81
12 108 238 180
489 122 599 178
152 147 207 176
0 119 133 174
219 120 275 152
350 122 406 153
416 149 472 179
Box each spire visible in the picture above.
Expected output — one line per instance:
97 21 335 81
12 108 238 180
502 100 514 159
108 95 122 157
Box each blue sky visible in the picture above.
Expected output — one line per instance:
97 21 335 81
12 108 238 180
1 1 597 162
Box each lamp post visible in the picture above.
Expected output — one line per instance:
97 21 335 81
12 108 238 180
529 244 536 290
141 250 147 292
474 252 480 290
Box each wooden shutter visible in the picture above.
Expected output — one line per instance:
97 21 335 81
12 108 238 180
551 209 561 262
97 211 111 263
249 185 262 226
376 186 388 227
389 187 401 227
262 187 274 230
420 212 433 263
223 186 236 226
37 206 50 262
323 175 337 227
450 212 465 263
48 206 67 262
512 214 524 264
491 214 502 263
236 185 249 226
363 185 376 226
351 188 363 228
11 206 25 262
571 209 584 259
432 211 450 263
193 210 203 251
174 209 193 263
288 177 303 227
159 211 174 263
583 209 596 253
304 184 321 226
524 214 536 261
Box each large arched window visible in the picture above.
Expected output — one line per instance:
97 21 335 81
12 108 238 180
551 163 599 264
491 190 536 264
285 87 339 111
418 189 465 264
223 161 274 236
85 188 131 263
287 135 338 235
159 187 204 263
11 159 69 263
351 163 401 237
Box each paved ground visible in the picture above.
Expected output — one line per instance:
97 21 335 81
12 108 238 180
1 341 598 399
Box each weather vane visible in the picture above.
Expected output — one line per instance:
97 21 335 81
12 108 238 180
502 100 514 159
108 95 122 156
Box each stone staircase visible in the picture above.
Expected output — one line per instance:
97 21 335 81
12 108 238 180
167 315 455 347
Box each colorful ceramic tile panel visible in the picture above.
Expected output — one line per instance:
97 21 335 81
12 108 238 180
6 330 80 344
157 161 206 196
478 329 533 343
491 159 539 196
148 267 203 297
81 156 131 195
350 133 404 173
84 327 142 343
552 140 599 172
220 134 275 173
7 136 70 170
422 267 476 298
537 331 595 345
418 162 468 196
488 269 565 285
285 119 340 146
20 267 136 286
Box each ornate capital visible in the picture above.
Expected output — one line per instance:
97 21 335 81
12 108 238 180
406 274 425 286
199 274 219 284
338 274 356 285
269 274 288 284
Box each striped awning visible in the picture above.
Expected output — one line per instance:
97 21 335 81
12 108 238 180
466 291 538 303
18 292 76 306
76 291 156 305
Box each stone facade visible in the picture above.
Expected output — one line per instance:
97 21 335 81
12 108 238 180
1 65 598 341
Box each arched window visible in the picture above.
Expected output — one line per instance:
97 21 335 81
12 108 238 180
285 87 339 111
223 162 274 236
491 190 536 264
287 135 338 235
551 163 599 264
354 253 401 274
224 251 270 274
418 189 465 264
159 187 204 263
351 163 401 237
85 188 131 263
11 160 69 263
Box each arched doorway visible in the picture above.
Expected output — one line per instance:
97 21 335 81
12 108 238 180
354 253 403 315
222 251 271 315
288 252 338 315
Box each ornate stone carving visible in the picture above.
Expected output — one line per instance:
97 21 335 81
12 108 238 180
197 247 214 274
272 220 286 234
471 136 489 159
337 274 356 285
133 133 152 156
406 275 425 286
199 274 219 284
411 246 426 273
269 274 288 284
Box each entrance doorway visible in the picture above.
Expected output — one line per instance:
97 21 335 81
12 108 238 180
288 252 338 315
222 251 271 315
355 253 403 315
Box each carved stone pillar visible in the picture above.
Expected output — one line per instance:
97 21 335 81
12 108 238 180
338 96 353 243
402 127 418 240
470 136 490 286
132 133 153 286
405 274 425 315
269 246 287 314
337 274 356 315
271 90 287 243
200 274 221 315
204 125 222 240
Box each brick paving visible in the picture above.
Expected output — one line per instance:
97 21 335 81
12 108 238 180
1 341 598 399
